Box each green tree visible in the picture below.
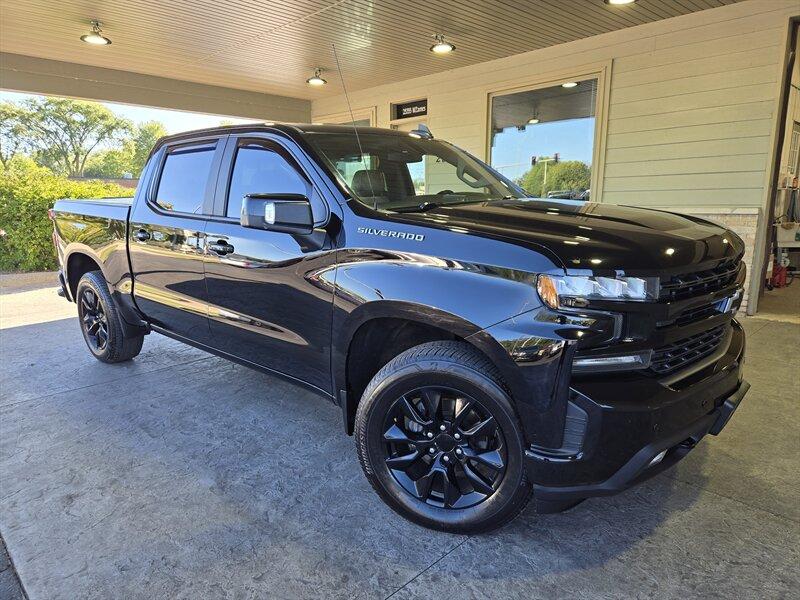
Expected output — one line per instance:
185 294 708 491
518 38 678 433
0 102 30 170
520 161 546 196
19 97 132 177
131 121 167 175
520 160 591 197
84 146 135 178
83 120 166 178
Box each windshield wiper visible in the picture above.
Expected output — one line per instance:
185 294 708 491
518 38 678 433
395 198 497 213
394 201 442 213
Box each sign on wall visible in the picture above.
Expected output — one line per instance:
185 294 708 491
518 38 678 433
393 99 428 120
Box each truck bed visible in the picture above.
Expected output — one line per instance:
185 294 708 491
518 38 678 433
52 197 133 292
54 196 133 216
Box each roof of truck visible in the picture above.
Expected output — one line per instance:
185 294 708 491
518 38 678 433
156 122 413 147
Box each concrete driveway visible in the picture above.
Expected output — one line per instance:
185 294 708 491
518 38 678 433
1 277 798 599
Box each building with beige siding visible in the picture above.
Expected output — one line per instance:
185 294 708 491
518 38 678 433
312 0 799 314
1 0 798 315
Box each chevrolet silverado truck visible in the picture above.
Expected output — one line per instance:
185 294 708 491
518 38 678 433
51 124 749 533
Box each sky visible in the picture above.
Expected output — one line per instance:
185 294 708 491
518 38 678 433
0 90 257 134
490 117 595 180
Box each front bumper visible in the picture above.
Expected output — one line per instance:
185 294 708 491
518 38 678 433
525 319 747 512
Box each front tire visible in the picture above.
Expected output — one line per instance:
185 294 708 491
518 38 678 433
355 341 533 534
76 270 144 363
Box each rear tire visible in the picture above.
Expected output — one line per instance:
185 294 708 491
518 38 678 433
76 270 144 363
355 341 533 534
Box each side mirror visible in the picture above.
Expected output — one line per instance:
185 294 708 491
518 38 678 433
240 193 314 234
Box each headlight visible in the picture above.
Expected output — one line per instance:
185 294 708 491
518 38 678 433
537 274 659 309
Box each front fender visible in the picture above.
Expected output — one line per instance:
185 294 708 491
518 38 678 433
329 249 545 327
326 248 614 446
327 250 552 419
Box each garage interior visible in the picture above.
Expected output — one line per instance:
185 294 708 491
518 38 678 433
1 0 799 598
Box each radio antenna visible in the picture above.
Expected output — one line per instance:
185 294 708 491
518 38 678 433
332 43 378 209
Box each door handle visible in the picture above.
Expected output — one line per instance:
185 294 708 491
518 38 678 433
135 229 151 242
208 240 235 255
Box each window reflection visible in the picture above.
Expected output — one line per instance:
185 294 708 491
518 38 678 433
226 145 308 218
490 79 597 200
155 144 216 214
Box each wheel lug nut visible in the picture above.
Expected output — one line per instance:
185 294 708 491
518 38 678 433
443 455 449 462
439 425 446 431
456 448 462 455
429 448 435 454
454 433 461 440
426 432 433 438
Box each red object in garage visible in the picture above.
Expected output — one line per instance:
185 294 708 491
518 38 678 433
768 260 789 289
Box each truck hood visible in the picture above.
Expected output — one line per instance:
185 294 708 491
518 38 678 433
395 199 743 274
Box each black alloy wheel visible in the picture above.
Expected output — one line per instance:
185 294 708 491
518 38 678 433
79 287 109 352
75 270 144 363
355 341 532 533
382 386 507 509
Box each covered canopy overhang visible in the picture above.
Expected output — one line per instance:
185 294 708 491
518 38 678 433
0 0 744 119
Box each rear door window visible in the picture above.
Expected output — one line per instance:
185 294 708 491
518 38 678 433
154 143 217 214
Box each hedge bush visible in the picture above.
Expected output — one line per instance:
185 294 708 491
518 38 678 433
0 158 135 272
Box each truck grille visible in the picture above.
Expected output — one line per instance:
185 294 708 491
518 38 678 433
659 260 741 301
668 299 724 327
649 325 728 376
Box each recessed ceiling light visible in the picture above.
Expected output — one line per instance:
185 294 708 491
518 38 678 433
430 34 455 55
561 82 578 88
605 0 636 4
80 20 111 45
306 68 327 86
527 116 540 124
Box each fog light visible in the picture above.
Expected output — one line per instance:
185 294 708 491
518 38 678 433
572 352 651 373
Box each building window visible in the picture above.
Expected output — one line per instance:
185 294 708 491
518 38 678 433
490 78 597 200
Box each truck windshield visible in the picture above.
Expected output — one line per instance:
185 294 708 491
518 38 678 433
306 131 526 212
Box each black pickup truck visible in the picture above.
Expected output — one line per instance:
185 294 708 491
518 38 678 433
51 124 749 533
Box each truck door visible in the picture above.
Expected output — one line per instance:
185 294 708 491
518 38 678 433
129 135 226 343
202 135 336 393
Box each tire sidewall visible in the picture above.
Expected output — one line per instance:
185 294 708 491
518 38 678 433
359 357 528 532
76 273 113 361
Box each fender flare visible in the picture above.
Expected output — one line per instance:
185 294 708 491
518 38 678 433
332 300 531 424
63 244 147 334
63 244 108 295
